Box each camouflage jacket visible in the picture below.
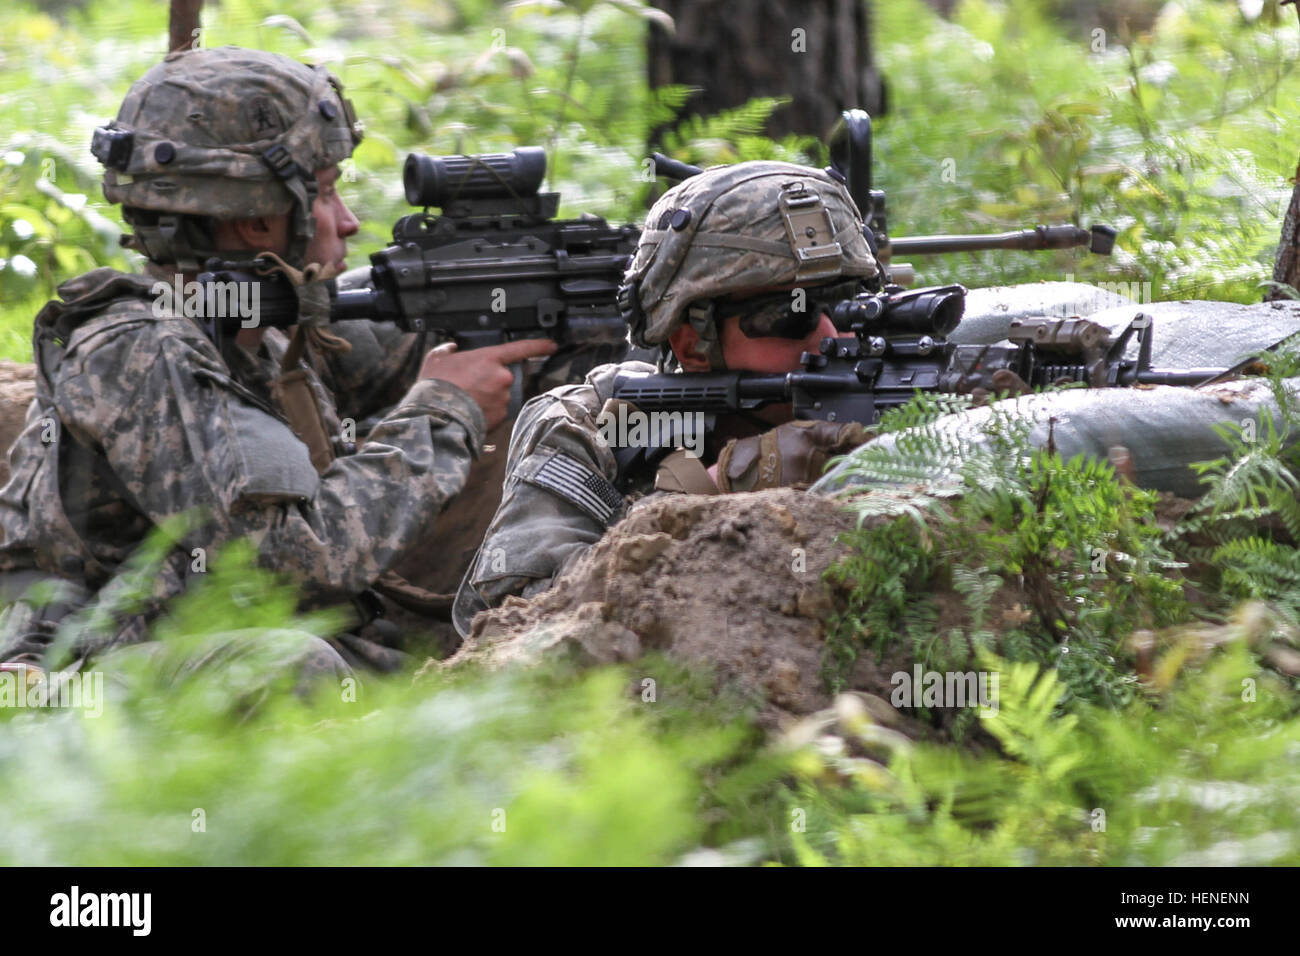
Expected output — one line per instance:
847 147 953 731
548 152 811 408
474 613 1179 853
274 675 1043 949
0 265 485 664
454 358 753 633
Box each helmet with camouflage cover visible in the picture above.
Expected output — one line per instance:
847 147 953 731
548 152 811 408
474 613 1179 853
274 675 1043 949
618 161 878 366
92 46 362 270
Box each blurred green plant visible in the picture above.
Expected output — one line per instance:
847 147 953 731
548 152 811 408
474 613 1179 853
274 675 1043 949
0 539 782 865
823 394 1187 712
785 639 1300 866
4 0 1300 868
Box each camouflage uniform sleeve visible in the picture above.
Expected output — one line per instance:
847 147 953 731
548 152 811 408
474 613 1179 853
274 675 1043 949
465 361 651 607
59 317 484 601
319 265 425 423
311 318 425 424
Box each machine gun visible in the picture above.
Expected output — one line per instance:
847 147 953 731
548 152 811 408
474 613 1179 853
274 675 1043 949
825 109 1116 284
610 283 1228 429
197 146 640 384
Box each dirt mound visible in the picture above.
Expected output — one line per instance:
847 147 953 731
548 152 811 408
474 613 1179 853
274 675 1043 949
448 488 915 726
0 362 35 486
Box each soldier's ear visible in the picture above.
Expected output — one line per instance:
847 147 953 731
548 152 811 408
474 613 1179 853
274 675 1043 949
668 325 711 371
214 214 290 256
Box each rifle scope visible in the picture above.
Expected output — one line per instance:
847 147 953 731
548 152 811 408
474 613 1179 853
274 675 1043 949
404 146 547 207
831 284 965 339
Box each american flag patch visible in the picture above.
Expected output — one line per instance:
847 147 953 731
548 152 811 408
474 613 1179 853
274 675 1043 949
526 452 623 526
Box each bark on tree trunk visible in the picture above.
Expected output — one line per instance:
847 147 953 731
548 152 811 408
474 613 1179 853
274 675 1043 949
1267 156 1300 301
169 0 203 54
647 0 884 143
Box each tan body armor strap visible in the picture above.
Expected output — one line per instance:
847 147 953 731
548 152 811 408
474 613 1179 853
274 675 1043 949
270 326 336 475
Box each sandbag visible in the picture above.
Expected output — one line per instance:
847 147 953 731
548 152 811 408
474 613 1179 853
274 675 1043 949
814 377 1293 499
953 287 1300 370
951 281 1132 344
1081 298 1300 369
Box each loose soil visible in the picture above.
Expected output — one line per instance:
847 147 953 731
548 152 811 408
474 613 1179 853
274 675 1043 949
447 488 923 728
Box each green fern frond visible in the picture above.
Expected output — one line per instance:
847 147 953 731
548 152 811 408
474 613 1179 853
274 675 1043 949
1214 536 1300 598
875 393 977 434
660 96 787 162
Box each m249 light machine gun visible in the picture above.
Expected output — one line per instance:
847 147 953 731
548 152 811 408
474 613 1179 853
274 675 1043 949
198 146 640 386
647 110 1116 288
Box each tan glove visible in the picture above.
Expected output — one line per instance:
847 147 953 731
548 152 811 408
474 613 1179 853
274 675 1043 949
715 420 871 492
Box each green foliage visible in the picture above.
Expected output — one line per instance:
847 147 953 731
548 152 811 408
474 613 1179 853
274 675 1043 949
1174 341 1300 623
825 398 1187 709
0 143 125 357
821 517 932 694
0 542 779 865
0 663 750 865
3 0 1300 867
872 0 1295 300
789 647 1300 865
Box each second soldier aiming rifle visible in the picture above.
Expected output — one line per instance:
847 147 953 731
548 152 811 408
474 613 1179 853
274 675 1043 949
611 283 1230 430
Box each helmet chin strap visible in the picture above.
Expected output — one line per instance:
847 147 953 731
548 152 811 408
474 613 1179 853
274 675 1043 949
685 301 727 370
282 174 319 268
122 213 205 273
125 176 318 275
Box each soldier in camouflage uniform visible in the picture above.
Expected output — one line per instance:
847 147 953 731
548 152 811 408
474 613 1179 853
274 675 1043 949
0 46 552 684
453 164 1300 641
453 161 878 633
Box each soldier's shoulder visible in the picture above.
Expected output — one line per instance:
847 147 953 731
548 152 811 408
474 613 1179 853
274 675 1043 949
515 359 656 431
582 358 657 399
46 269 215 373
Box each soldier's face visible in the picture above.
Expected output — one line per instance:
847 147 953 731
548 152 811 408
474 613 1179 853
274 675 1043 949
717 311 841 373
669 283 851 372
215 166 359 271
301 165 360 273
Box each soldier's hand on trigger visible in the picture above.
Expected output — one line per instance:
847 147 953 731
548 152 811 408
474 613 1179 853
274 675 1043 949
712 420 872 493
418 338 558 430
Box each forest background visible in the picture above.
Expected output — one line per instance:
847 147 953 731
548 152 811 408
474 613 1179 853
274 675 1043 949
1 0 1299 866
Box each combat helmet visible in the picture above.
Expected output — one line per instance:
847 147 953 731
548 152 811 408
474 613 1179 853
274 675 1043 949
91 46 362 270
618 161 878 367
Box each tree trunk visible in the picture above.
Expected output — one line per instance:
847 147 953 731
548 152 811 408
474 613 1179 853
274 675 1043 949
647 0 884 143
169 0 203 53
1267 156 1300 301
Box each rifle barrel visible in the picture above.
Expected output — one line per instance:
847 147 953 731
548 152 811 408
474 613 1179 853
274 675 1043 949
890 224 1109 256
1134 367 1231 387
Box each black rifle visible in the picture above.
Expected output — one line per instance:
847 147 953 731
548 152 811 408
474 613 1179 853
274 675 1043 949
610 284 1229 428
197 146 640 381
825 109 1116 285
